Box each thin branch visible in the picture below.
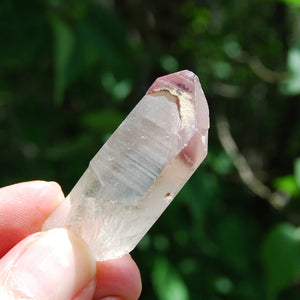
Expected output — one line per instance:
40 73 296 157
248 56 287 83
234 51 287 83
216 115 289 209
213 83 241 98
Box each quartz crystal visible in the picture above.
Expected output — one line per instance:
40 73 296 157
42 70 209 260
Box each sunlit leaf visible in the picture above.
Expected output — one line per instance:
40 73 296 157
265 0 300 5
261 223 300 297
279 0 300 4
273 175 300 197
280 44 300 95
152 257 189 300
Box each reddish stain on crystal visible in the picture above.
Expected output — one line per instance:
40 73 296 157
175 83 190 93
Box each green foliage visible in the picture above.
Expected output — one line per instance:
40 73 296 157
50 5 134 105
279 0 300 5
273 158 300 198
152 257 190 300
1 0 300 299
274 175 300 197
280 44 300 95
262 223 300 298
51 16 75 104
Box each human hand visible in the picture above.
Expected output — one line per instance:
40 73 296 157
0 181 142 299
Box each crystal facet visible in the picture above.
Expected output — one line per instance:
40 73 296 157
42 70 209 260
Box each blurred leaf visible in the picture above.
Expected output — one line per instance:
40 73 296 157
112 80 132 100
294 158 300 188
273 175 300 197
262 0 300 8
178 258 199 275
152 257 189 300
160 55 179 73
261 223 300 297
51 16 75 105
223 35 242 59
213 61 232 79
279 0 300 4
280 44 300 95
81 109 124 133
101 72 132 101
208 151 233 175
191 8 210 33
214 277 233 295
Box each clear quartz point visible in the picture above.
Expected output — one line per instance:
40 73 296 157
42 70 210 260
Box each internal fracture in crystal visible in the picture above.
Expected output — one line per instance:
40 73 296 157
43 70 210 261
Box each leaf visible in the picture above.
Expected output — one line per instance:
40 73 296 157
51 16 75 105
101 72 132 101
261 223 300 298
294 158 300 188
160 55 179 73
279 0 300 4
268 0 300 5
208 151 233 175
280 44 300 95
213 61 232 79
152 257 189 300
273 174 300 197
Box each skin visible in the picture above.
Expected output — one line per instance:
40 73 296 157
0 181 142 300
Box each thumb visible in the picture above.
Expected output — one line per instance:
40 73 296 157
0 229 96 300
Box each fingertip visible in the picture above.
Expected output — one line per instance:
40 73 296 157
0 180 65 215
0 180 65 257
41 181 65 214
94 254 142 300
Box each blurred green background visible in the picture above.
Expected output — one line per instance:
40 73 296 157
1 0 300 299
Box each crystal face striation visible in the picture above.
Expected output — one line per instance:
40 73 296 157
42 70 210 260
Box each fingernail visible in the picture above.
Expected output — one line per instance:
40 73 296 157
12 229 96 299
28 180 65 206
44 181 65 205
